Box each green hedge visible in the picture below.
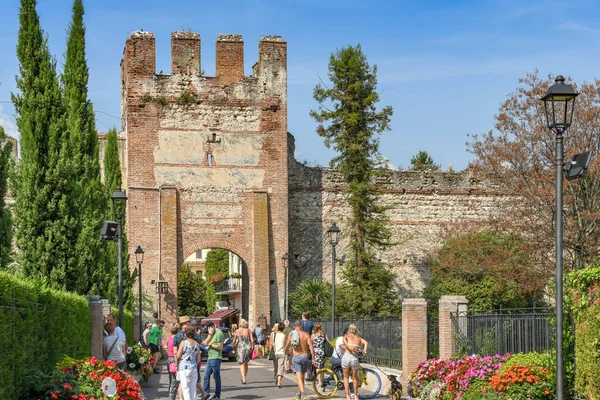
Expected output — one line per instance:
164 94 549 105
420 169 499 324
566 264 600 399
0 271 91 399
110 305 135 345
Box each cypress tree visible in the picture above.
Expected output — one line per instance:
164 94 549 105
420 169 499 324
62 0 109 294
0 127 13 270
310 45 399 316
11 0 76 288
103 128 133 308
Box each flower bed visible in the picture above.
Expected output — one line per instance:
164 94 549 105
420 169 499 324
407 352 556 399
26 356 143 399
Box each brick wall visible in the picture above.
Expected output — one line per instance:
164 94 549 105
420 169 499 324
402 298 427 388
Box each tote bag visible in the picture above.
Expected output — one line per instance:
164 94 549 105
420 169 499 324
251 348 259 360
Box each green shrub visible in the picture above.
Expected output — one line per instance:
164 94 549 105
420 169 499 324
566 264 600 398
0 271 90 399
497 352 554 374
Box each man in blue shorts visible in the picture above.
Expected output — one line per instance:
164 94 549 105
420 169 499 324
285 320 317 400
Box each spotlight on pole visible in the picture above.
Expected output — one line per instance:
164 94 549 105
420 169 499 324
565 151 591 181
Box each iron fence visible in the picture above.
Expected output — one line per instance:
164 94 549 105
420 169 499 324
312 316 402 368
450 306 555 356
427 314 439 359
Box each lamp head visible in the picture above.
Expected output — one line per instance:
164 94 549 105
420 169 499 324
541 75 579 135
282 252 289 268
135 245 145 264
111 186 128 220
327 223 341 246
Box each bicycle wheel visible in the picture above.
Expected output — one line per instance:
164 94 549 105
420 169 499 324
312 368 338 399
356 367 382 399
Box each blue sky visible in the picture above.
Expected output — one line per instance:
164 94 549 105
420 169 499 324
1 0 599 170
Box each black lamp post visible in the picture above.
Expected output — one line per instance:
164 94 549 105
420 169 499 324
282 253 289 321
541 75 579 400
111 186 128 329
327 223 341 338
135 245 145 342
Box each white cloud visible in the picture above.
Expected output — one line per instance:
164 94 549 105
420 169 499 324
557 21 600 35
0 105 18 140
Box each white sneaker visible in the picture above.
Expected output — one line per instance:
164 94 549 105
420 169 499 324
350 394 355 400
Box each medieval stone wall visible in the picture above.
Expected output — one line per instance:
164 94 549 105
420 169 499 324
287 134 514 297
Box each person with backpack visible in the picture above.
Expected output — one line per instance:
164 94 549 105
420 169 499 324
300 311 314 335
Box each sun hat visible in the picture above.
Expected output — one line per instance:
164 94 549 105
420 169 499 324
179 315 190 324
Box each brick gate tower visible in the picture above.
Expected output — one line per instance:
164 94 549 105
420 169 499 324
121 31 288 329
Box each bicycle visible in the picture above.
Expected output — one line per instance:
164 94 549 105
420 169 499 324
312 361 382 399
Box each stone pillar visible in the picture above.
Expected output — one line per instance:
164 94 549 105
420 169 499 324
88 296 105 360
251 191 270 328
401 298 428 388
133 312 141 344
438 295 468 358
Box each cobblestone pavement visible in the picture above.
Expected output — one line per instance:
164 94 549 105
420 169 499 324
140 358 404 400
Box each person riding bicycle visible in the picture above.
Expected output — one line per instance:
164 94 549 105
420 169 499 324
342 324 368 400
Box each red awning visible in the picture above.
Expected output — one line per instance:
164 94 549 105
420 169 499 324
200 308 239 327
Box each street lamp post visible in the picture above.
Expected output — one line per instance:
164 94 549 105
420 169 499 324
541 75 579 400
111 187 128 329
282 253 289 321
327 223 341 338
135 245 145 343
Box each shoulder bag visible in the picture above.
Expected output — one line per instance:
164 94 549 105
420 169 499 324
323 337 334 358
268 332 276 360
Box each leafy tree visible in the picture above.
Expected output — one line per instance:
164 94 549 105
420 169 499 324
410 150 440 170
310 44 400 315
205 248 229 280
424 229 547 313
103 128 132 308
11 0 78 290
62 0 109 295
0 127 13 270
178 265 209 317
288 278 331 319
468 71 600 272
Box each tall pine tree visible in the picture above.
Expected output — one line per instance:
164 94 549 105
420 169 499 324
0 127 13 270
103 128 133 308
62 0 110 294
11 0 76 288
310 45 399 316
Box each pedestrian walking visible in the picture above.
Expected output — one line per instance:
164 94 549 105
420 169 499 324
148 319 165 373
285 320 317 400
232 318 253 384
166 323 180 399
270 322 286 388
254 323 266 357
170 316 203 400
176 326 204 400
103 322 127 369
283 320 292 373
300 311 314 335
311 323 329 389
202 321 224 400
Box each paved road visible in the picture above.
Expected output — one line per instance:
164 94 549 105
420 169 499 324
141 357 314 400
141 357 402 400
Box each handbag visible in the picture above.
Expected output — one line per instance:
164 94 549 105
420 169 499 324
169 361 178 374
251 348 259 360
323 338 334 358
306 362 316 381
268 332 276 360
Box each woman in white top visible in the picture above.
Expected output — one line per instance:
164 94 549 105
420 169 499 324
142 321 152 348
270 322 287 388
103 322 127 369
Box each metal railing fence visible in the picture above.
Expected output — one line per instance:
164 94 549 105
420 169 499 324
427 314 439 359
311 316 402 368
451 306 555 356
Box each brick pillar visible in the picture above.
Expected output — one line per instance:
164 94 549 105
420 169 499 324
251 191 270 328
401 298 428 388
88 296 105 360
439 295 468 358
216 34 244 85
160 186 179 331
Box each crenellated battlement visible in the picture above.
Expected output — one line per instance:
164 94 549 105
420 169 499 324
122 31 286 86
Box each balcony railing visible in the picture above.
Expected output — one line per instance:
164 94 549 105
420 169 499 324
215 278 242 294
